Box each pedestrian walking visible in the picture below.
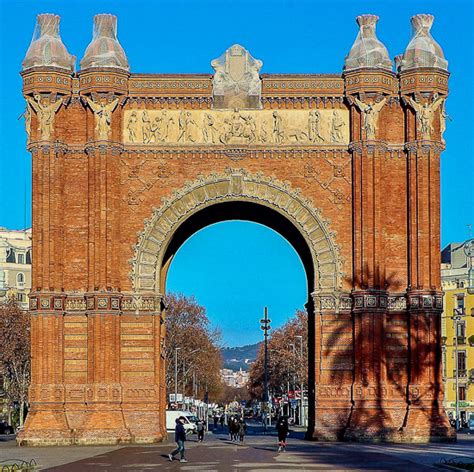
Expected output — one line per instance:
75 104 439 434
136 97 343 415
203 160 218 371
220 414 225 428
168 417 188 463
228 415 236 441
238 419 247 443
213 414 219 430
196 418 205 442
276 415 289 452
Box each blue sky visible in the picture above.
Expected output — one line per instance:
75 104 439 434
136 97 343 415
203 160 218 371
0 0 473 345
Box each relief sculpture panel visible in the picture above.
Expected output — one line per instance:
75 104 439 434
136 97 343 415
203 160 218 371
122 108 350 146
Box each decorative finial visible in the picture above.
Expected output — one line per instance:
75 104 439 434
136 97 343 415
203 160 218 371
400 14 448 71
22 14 75 72
344 14 392 71
80 14 129 71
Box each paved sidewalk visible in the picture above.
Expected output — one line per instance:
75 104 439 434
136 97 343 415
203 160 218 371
1 426 473 471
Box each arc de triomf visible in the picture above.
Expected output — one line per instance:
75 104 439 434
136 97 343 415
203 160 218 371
19 12 453 444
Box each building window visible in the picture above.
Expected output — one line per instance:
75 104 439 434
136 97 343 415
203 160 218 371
442 349 447 378
6 248 15 263
17 273 25 288
26 250 31 264
456 295 465 314
16 293 25 302
459 385 467 401
17 253 24 264
456 321 466 339
457 351 467 377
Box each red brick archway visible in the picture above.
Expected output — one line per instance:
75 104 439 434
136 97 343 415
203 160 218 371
19 13 453 444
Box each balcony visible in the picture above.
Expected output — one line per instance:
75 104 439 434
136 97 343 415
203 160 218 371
453 336 466 345
453 369 467 378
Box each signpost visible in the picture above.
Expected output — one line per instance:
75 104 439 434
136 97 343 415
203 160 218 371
260 307 271 430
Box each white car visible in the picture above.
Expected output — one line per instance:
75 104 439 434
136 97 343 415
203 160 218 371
166 410 197 434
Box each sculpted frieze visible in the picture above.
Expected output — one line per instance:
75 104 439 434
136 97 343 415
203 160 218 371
122 108 350 146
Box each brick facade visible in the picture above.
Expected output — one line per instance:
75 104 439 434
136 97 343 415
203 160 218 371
18 13 454 444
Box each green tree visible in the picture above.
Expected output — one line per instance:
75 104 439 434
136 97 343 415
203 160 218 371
0 298 30 427
248 310 307 399
165 293 222 402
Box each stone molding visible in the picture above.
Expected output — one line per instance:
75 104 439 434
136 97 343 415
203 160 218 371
29 292 163 313
312 291 409 313
131 168 343 294
406 291 443 311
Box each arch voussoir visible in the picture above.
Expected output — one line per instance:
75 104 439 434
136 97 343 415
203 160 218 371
131 168 342 295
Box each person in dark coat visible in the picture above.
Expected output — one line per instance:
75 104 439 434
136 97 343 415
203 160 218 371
168 417 188 462
238 419 247 443
276 415 289 452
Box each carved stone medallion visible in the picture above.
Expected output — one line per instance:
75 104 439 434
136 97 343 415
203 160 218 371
211 44 263 109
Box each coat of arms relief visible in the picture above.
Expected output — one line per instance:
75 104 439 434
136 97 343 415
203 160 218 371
211 44 263 109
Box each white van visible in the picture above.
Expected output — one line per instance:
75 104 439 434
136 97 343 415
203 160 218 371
468 414 474 432
166 410 197 434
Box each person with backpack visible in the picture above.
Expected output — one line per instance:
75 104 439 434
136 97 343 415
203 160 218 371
168 417 188 463
276 415 289 452
196 418 205 442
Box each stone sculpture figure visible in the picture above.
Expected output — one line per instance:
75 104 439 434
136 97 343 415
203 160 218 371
150 115 162 143
438 95 449 144
260 121 269 143
160 111 175 142
353 97 387 140
127 111 139 143
272 111 284 144
408 94 444 140
85 96 119 140
22 104 32 143
219 118 232 144
142 110 152 143
202 113 218 144
308 110 324 143
230 109 244 137
27 93 63 141
242 114 257 143
177 111 196 143
330 111 345 143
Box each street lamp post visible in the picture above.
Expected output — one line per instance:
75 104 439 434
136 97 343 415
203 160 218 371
174 347 181 407
290 343 296 424
295 335 305 427
452 306 463 430
260 307 271 430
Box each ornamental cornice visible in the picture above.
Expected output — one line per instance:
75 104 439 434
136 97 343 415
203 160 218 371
261 76 344 96
126 96 212 106
29 291 163 313
406 292 443 312
404 140 445 155
84 141 124 156
311 291 409 313
349 140 389 155
27 140 68 155
399 68 449 95
122 145 350 159
261 96 345 107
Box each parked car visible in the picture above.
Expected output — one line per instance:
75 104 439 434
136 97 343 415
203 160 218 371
0 421 14 435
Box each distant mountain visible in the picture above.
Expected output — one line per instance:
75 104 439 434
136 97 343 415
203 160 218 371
221 342 261 371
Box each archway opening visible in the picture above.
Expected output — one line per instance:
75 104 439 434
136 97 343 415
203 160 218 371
160 201 316 431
